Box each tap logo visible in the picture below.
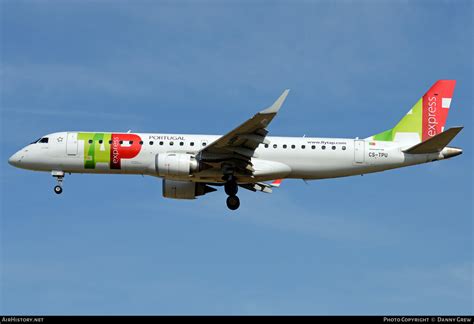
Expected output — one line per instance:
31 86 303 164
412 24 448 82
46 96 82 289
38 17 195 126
421 81 454 141
78 133 142 169
371 80 455 143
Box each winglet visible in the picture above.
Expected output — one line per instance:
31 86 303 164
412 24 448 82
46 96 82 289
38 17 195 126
260 89 290 114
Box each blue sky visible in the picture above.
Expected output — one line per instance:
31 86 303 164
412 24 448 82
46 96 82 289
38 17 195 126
1 0 472 315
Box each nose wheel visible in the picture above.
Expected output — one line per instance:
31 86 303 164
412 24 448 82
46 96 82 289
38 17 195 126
54 185 63 194
52 170 65 195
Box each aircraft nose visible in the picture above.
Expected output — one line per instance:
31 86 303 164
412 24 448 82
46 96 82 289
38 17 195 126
8 151 22 167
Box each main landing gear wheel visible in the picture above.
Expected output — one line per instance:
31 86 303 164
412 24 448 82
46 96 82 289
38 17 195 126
226 195 240 210
54 185 63 194
224 181 238 196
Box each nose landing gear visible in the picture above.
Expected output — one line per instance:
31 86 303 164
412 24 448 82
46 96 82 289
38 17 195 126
54 185 63 194
52 170 65 195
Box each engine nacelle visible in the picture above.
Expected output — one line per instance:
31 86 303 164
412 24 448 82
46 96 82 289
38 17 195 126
162 179 216 200
156 153 199 178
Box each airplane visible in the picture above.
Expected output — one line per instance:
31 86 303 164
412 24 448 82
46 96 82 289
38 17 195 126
8 80 463 210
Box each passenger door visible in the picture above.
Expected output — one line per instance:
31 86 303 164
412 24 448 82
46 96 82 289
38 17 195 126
66 132 78 156
354 140 365 164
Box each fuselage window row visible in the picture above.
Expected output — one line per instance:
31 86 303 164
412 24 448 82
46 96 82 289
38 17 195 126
263 143 346 151
78 139 347 151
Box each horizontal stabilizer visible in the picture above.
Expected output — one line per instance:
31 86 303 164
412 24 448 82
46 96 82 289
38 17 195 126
270 179 282 187
403 126 463 154
239 179 283 194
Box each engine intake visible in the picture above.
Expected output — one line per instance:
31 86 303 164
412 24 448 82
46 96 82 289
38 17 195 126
162 180 216 200
156 153 199 177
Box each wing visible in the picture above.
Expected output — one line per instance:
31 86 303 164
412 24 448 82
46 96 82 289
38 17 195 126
197 90 290 177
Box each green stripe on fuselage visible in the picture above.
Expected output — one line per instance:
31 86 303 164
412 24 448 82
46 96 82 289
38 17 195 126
78 133 112 169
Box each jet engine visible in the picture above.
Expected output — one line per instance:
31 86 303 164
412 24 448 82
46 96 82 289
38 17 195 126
156 153 199 177
162 179 216 199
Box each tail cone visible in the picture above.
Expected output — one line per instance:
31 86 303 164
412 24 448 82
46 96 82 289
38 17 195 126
441 147 463 159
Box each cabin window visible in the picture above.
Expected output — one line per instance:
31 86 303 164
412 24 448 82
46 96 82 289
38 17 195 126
301 145 306 149
283 144 287 149
264 144 269 148
129 141 134 145
190 142 195 146
159 141 164 145
179 142 184 146
322 145 326 150
119 140 123 144
332 146 336 150
109 140 112 144
88 139 93 144
311 145 316 149
98 140 103 144
342 146 346 150
149 141 154 145
139 141 143 145
202 142 207 146
273 144 277 148
291 144 295 149
170 141 174 146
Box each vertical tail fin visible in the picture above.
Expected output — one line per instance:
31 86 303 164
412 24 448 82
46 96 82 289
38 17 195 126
368 80 456 144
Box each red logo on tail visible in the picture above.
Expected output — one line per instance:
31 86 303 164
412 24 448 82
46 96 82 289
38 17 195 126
422 80 456 141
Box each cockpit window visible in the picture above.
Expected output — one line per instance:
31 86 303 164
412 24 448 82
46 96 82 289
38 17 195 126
39 137 49 143
30 138 41 144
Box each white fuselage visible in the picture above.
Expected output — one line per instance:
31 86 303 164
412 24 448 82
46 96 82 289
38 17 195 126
9 131 453 183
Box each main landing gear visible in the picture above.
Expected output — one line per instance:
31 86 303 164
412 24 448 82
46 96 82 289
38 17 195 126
224 175 240 210
226 195 240 210
52 170 65 195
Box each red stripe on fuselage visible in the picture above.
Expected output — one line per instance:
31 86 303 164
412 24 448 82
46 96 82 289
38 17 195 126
110 134 142 169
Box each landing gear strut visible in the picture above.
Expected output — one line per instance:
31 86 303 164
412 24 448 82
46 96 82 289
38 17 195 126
223 175 240 210
52 170 64 195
